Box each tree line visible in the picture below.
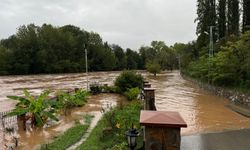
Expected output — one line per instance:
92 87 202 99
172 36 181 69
176 0 250 88
0 24 178 75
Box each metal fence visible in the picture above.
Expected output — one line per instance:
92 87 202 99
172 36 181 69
0 110 18 130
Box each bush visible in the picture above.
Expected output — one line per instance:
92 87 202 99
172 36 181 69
114 71 144 93
56 89 89 115
124 87 140 101
90 83 102 95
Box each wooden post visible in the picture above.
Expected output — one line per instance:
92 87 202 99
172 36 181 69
140 111 187 150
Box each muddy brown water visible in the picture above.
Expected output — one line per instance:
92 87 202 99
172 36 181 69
0 71 250 149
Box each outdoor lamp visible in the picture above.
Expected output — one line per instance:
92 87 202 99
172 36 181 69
125 128 139 150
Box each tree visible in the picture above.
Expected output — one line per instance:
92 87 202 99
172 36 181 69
139 46 157 69
146 62 161 76
227 0 240 36
0 45 11 74
218 0 227 39
112 44 127 70
243 0 250 32
126 48 140 70
195 0 216 50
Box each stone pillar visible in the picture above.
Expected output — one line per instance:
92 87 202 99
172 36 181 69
143 83 151 88
140 111 187 150
144 88 156 110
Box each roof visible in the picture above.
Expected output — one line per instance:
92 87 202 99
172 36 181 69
140 110 187 128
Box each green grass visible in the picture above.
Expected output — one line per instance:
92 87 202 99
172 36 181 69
40 114 93 150
76 101 143 150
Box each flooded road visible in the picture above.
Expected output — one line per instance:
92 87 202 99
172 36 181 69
0 71 250 149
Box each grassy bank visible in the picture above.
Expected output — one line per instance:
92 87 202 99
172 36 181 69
40 114 93 150
76 101 143 150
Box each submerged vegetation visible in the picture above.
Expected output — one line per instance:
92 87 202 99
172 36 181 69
41 114 93 150
7 89 89 129
56 89 89 115
7 90 58 129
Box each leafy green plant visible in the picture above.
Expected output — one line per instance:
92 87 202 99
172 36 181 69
124 87 140 101
7 90 58 128
115 71 144 93
56 89 89 115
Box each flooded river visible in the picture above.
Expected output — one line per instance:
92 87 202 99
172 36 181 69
0 71 250 149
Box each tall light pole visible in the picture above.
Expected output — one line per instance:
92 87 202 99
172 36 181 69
204 26 214 84
85 45 89 91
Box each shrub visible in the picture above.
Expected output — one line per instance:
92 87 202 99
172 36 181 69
124 87 140 101
114 71 144 93
56 89 89 115
90 83 102 95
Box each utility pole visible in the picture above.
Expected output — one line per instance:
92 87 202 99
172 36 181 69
208 26 214 84
85 45 89 91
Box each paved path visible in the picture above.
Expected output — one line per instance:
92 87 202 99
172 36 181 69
181 129 250 150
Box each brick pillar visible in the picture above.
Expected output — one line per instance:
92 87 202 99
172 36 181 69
140 111 187 150
144 88 156 111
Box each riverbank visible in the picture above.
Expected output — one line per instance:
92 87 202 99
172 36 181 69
181 74 250 107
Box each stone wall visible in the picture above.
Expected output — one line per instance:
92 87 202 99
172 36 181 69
182 75 250 106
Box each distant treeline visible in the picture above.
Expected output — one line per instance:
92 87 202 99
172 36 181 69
0 24 178 75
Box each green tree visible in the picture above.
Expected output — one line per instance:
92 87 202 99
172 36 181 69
146 62 161 76
0 45 11 74
126 48 141 70
112 44 127 70
195 0 216 50
243 0 250 32
227 0 240 36
218 0 227 39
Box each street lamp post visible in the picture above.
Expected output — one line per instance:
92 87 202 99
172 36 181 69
85 45 89 91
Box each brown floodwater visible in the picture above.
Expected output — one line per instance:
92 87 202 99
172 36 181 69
18 93 127 150
0 71 250 149
145 71 250 135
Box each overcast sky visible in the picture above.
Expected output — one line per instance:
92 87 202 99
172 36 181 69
0 0 197 50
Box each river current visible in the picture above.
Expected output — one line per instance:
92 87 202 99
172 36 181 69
0 71 249 149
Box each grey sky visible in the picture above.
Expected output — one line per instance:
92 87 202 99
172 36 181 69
0 0 197 50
